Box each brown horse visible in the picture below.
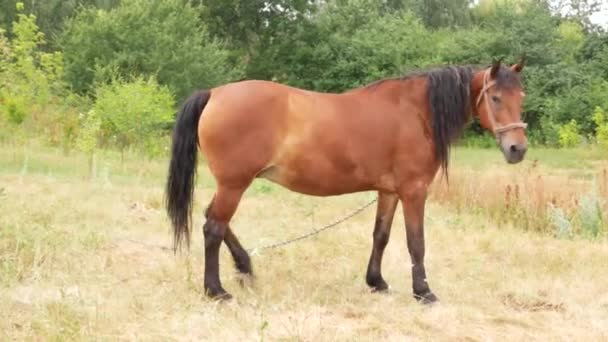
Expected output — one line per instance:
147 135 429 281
166 59 528 302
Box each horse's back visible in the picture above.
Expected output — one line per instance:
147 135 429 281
199 79 348 145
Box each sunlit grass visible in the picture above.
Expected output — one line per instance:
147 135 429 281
1 144 607 340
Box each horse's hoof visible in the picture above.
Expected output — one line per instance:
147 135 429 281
370 284 392 294
207 289 233 301
414 291 438 305
366 274 389 293
213 292 233 301
236 272 254 288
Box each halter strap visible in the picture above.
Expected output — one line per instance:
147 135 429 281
475 69 527 138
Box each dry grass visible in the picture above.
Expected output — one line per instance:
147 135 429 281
1 146 608 341
432 148 608 237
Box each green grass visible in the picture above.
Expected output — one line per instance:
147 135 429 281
2 143 604 186
451 145 606 170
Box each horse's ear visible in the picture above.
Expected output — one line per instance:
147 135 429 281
490 58 503 78
511 54 526 73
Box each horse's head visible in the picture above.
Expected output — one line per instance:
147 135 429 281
474 58 528 164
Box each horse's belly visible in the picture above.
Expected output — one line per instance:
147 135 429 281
257 160 378 196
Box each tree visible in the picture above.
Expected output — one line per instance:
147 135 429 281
549 0 603 27
0 2 64 127
417 0 473 28
265 1 436 92
198 0 315 80
0 0 120 46
200 0 314 54
76 109 101 178
0 2 79 149
59 0 241 100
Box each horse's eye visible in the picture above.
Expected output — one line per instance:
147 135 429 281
491 95 501 103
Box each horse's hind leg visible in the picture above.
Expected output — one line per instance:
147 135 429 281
224 228 252 276
203 185 246 300
366 192 399 292
205 198 252 276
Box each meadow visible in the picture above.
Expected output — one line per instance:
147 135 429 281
1 144 607 341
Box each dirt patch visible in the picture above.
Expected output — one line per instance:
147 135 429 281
501 293 565 313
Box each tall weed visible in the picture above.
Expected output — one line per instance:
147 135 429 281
431 158 608 238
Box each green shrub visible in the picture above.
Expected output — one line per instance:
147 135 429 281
1 4 63 103
92 77 174 157
558 119 582 148
548 203 572 239
539 115 560 147
577 188 604 239
0 2 78 148
593 107 608 149
460 128 497 148
76 109 101 177
76 110 100 155
60 0 241 100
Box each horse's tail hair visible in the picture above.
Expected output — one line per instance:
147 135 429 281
166 90 211 251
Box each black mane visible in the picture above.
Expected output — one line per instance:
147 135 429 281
425 66 475 175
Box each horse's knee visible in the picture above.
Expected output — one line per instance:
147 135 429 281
372 216 391 247
373 229 390 247
203 219 225 247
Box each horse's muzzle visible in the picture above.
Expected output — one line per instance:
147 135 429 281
502 142 527 164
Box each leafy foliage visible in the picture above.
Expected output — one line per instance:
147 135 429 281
59 0 242 100
577 187 605 238
0 0 120 43
548 203 572 238
76 109 101 156
0 5 61 120
0 2 80 148
264 2 437 92
593 107 608 149
92 77 174 156
558 120 582 147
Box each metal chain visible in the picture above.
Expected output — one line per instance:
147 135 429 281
248 196 378 255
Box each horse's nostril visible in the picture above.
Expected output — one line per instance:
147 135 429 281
510 145 518 153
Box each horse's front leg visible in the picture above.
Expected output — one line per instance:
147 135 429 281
400 185 438 304
366 192 399 292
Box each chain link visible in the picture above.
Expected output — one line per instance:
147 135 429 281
248 196 378 255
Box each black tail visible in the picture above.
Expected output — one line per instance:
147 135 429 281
166 90 211 251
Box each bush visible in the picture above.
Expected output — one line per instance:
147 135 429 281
92 77 174 157
76 109 101 177
539 115 560 147
267 3 437 92
0 2 81 148
548 203 572 239
60 0 242 100
0 5 56 123
577 188 604 238
593 107 608 149
460 128 497 148
558 119 582 148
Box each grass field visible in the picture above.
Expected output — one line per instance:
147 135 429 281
1 144 608 341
